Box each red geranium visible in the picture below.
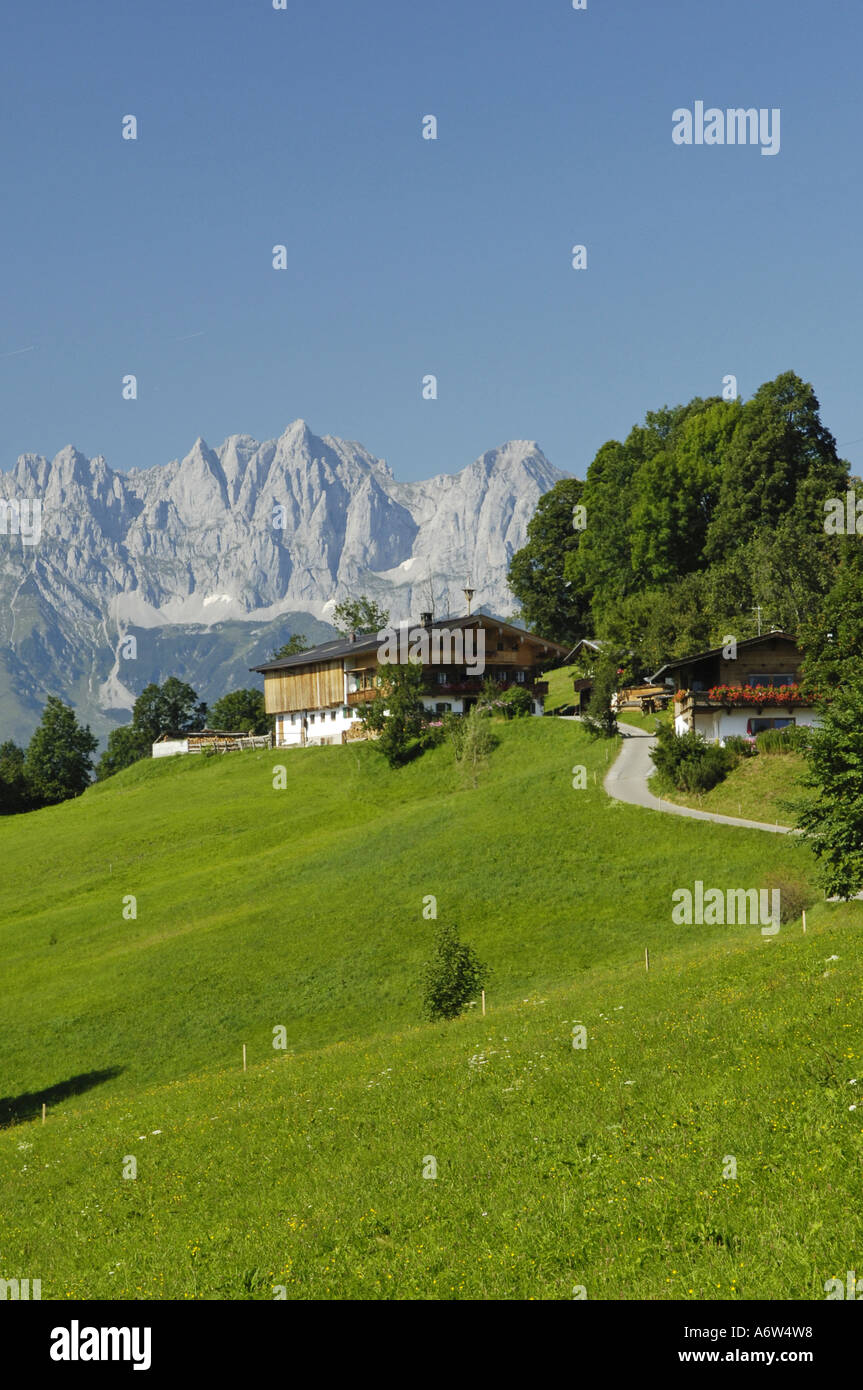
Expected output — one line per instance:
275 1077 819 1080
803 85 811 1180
705 682 815 707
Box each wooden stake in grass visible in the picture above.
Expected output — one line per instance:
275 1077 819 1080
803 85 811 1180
802 909 806 934
481 989 486 1016
242 1044 247 1072
42 1102 46 1125
645 947 649 972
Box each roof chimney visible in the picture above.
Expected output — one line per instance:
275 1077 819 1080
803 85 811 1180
349 631 356 643
419 610 433 628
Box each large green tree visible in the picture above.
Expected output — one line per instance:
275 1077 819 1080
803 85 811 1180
95 725 152 782
96 677 208 780
797 680 863 899
332 596 390 636
24 697 98 805
0 740 33 814
209 688 269 735
704 371 847 562
507 476 587 641
800 538 863 692
131 678 207 743
627 399 735 587
521 372 849 677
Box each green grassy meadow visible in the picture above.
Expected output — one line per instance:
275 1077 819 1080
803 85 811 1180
1 719 860 1299
541 662 579 709
650 753 806 828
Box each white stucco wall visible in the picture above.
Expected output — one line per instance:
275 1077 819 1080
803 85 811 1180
420 695 465 716
275 693 546 747
275 707 361 747
152 739 189 757
677 707 820 742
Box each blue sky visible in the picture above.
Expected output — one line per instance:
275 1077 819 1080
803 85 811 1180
1 0 861 482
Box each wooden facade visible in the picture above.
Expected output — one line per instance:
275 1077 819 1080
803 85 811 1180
666 635 803 693
262 658 345 714
716 636 801 687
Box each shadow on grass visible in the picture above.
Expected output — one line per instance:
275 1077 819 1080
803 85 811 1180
0 1066 124 1127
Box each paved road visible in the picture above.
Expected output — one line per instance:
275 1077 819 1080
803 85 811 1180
604 721 794 835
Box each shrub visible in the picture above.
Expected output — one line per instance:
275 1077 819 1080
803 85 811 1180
418 722 446 750
499 686 533 718
478 676 505 710
421 923 489 1021
678 744 733 793
440 711 465 755
755 726 811 755
446 706 497 785
761 873 813 924
650 724 734 793
723 735 756 760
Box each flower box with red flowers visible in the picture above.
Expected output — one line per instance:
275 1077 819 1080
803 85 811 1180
705 682 811 707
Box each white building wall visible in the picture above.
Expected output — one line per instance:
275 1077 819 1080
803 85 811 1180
152 739 189 757
680 707 820 742
420 695 465 716
275 707 362 747
274 690 547 746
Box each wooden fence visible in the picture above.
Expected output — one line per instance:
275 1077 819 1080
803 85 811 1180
187 734 273 754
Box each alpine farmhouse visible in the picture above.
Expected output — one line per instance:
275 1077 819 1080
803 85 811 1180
651 631 820 742
252 613 570 748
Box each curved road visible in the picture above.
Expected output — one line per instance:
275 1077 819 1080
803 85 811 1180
603 721 793 835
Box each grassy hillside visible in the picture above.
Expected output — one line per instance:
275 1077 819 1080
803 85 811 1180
1 719 859 1299
616 710 673 733
541 662 579 709
650 753 806 828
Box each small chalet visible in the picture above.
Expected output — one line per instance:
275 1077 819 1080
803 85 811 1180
650 631 820 743
251 612 569 748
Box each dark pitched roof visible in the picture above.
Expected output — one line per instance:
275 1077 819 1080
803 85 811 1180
251 614 569 673
252 631 381 672
650 630 798 683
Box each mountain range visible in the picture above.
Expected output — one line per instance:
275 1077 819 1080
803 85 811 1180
0 420 567 744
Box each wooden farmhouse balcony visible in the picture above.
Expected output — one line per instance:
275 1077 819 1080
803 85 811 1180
422 676 549 697
346 687 377 706
675 683 813 716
